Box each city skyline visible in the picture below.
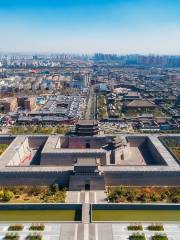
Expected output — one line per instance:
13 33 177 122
0 0 180 54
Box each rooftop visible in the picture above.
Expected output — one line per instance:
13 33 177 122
126 99 156 108
75 157 98 166
77 120 98 126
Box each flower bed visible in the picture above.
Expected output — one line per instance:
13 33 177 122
4 233 19 240
29 224 45 231
127 225 143 231
148 225 164 231
129 233 146 240
152 234 168 240
8 224 24 231
26 233 42 240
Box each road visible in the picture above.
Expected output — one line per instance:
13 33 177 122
85 86 97 120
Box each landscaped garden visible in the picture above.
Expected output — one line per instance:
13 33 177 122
160 136 180 162
4 232 19 240
148 224 164 231
4 232 43 240
8 224 24 231
0 185 67 203
129 233 146 240
29 224 45 231
151 235 168 240
127 224 165 232
0 143 8 155
127 225 143 231
26 233 42 240
92 210 180 221
107 186 180 203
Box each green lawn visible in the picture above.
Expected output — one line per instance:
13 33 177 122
92 210 180 222
0 210 81 221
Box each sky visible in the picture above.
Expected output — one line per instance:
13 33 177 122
0 0 180 54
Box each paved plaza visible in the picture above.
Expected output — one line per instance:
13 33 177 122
112 223 180 240
0 223 61 240
0 222 180 240
66 190 107 203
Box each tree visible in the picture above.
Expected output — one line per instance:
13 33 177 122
50 184 59 194
151 193 161 202
0 190 4 200
3 191 14 201
171 194 180 203
126 191 136 202
115 186 125 196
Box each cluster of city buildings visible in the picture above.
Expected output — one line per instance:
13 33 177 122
95 64 180 133
0 55 92 93
94 54 180 67
17 94 87 125
0 53 179 133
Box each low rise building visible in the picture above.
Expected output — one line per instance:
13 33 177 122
0 97 17 112
125 99 156 110
17 96 36 111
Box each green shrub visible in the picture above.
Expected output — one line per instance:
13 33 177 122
0 190 4 200
127 225 143 231
0 185 67 203
8 224 24 231
148 225 164 231
107 186 180 204
26 233 42 240
3 191 14 202
129 233 146 240
4 233 19 240
29 224 45 231
152 234 168 240
27 186 42 196
151 193 162 202
50 184 59 194
171 194 180 203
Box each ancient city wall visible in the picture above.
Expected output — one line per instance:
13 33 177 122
7 137 30 166
0 169 179 187
126 136 147 147
104 171 180 186
41 151 107 165
68 136 107 149
28 136 48 149
146 138 167 165
0 170 71 187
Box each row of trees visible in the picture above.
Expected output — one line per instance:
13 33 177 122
98 94 108 119
107 186 180 203
0 185 67 203
9 125 70 135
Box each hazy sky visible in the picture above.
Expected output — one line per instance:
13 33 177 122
0 0 180 54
